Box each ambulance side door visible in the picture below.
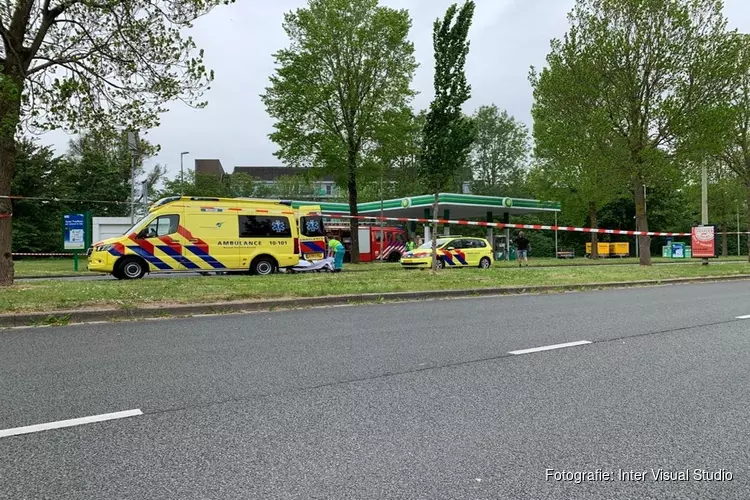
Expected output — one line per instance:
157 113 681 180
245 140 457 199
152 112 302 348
183 213 240 270
133 214 185 272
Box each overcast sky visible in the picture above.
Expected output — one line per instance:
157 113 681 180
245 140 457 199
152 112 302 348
40 0 750 179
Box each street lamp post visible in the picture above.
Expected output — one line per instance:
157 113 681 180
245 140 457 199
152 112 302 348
180 152 190 195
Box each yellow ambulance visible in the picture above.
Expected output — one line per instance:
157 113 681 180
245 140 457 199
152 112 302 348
87 196 302 279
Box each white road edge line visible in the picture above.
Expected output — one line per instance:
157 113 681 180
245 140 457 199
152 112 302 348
509 340 592 356
736 315 750 320
0 409 143 439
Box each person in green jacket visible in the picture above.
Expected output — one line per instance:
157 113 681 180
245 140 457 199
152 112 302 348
328 235 345 272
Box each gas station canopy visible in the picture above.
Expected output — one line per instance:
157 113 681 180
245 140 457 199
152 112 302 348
295 193 560 221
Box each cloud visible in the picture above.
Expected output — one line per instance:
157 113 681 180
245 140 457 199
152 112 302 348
37 0 750 181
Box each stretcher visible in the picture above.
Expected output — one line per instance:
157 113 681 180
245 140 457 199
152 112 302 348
289 257 335 273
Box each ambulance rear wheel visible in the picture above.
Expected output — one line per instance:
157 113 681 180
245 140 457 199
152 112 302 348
479 257 492 269
118 257 147 280
250 256 276 276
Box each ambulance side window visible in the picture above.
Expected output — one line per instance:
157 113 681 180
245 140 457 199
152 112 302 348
139 215 179 239
239 215 292 237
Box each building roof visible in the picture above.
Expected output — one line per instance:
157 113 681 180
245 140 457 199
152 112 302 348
233 166 334 182
194 159 226 176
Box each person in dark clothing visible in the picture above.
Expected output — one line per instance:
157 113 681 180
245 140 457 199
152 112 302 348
515 231 530 267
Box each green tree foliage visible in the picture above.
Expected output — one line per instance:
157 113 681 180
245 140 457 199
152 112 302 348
529 0 739 265
356 109 424 203
159 170 330 200
716 34 750 261
64 130 156 217
261 0 417 263
0 0 232 284
10 140 66 252
166 171 227 198
11 132 158 252
419 1 476 271
470 105 529 197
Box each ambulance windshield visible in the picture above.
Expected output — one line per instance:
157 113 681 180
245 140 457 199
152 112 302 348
122 215 150 236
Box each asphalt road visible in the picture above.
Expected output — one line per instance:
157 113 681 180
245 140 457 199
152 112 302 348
2 281 750 499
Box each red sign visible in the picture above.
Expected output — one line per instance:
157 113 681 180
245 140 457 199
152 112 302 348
691 226 716 258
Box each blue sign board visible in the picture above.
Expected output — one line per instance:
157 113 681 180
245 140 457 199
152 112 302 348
63 213 86 250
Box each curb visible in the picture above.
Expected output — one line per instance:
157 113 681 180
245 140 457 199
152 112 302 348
3 274 750 328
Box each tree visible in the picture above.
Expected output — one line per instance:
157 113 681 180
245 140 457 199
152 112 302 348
529 0 738 265
470 104 529 197
717 35 750 261
262 0 417 263
160 170 230 198
64 129 157 217
11 132 161 251
10 140 67 252
0 0 232 284
419 1 476 271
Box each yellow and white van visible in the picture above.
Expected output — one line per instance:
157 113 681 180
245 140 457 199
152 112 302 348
87 196 302 279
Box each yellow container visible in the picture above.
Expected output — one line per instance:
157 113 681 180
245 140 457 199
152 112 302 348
610 242 630 257
585 242 611 256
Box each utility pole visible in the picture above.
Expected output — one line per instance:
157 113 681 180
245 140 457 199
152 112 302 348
701 163 709 265
180 152 190 195
127 131 139 224
554 211 558 257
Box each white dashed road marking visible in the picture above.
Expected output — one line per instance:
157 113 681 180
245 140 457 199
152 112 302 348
509 340 592 355
736 315 750 320
0 409 143 439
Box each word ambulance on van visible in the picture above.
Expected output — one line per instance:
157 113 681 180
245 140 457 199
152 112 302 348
87 196 319 279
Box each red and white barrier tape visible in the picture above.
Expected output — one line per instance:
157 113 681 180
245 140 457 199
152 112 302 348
12 252 75 257
325 213 697 237
0 213 12 219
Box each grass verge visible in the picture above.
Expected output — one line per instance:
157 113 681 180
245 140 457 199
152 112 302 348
2 261 750 313
14 259 96 277
13 255 748 278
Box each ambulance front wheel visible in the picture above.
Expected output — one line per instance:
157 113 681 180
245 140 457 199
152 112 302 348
116 257 147 280
250 256 277 276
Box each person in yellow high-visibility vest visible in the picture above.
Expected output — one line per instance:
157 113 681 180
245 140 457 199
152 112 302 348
328 236 345 272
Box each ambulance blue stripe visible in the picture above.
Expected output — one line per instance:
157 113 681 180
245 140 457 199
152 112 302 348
185 245 227 269
127 246 172 270
454 254 468 265
156 245 201 270
442 254 456 266
302 241 325 253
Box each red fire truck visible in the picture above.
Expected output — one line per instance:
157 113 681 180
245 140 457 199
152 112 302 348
325 224 408 262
